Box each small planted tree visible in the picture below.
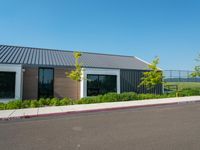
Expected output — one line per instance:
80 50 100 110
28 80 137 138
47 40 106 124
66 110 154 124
191 54 200 77
66 52 83 99
139 57 164 94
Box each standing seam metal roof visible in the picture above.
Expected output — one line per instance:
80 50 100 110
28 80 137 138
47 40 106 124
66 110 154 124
0 45 150 70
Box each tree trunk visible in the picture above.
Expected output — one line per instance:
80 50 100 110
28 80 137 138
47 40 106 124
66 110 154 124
77 81 78 100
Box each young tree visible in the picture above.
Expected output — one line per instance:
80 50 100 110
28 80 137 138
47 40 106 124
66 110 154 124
191 54 200 77
66 52 83 99
138 57 164 94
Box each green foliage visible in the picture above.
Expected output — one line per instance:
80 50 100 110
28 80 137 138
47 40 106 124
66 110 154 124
119 92 138 101
45 98 51 105
137 93 156 99
177 88 200 97
60 98 74 105
21 100 31 108
139 57 164 91
6 100 22 109
30 100 39 108
77 92 166 104
161 93 176 98
165 82 200 91
1 88 200 110
191 66 200 77
50 98 60 106
100 93 119 102
0 103 6 110
66 52 83 82
77 92 176 104
167 92 177 97
191 54 200 77
78 95 103 104
38 98 50 106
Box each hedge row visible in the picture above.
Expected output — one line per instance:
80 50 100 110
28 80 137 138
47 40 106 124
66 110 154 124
0 88 199 110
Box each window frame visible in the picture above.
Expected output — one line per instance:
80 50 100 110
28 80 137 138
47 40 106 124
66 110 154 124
87 74 117 96
0 71 16 99
38 67 54 99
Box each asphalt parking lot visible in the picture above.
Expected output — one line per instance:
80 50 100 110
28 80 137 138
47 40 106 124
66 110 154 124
0 102 200 150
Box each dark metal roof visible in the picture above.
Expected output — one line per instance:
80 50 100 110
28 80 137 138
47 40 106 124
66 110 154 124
0 45 150 70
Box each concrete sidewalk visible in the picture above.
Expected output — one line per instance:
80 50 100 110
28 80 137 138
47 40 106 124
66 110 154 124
1 96 200 120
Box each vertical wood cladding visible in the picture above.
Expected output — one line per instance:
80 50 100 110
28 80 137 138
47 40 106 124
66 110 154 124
23 67 80 100
23 67 38 100
54 68 80 100
120 69 163 94
22 67 162 100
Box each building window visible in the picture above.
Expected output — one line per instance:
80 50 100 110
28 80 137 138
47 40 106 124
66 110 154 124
0 72 16 98
87 74 117 96
38 68 54 98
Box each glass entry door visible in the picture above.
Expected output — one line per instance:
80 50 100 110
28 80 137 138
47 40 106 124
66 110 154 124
38 68 54 98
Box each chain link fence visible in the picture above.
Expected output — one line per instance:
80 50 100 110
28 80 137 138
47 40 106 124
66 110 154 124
164 70 200 82
163 70 200 92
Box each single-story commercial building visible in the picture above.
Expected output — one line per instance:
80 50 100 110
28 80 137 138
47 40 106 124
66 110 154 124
0 45 163 102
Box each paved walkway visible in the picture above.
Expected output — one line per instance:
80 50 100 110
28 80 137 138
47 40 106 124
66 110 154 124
1 96 200 120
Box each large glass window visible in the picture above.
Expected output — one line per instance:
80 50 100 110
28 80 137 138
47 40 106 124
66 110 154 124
87 74 117 96
0 72 16 98
38 68 54 98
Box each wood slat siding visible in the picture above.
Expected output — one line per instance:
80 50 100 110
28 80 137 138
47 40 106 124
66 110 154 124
54 68 80 100
23 67 80 100
23 67 38 100
120 69 163 94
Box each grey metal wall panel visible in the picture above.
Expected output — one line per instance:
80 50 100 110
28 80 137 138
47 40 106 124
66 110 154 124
120 69 163 94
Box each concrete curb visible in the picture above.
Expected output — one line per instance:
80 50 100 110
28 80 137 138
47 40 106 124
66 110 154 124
0 103 176 121
1 97 200 121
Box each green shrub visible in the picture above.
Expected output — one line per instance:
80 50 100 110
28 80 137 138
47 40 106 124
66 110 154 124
118 92 138 101
74 99 79 103
158 93 174 98
101 93 119 102
75 98 85 104
21 100 31 108
45 98 51 105
0 103 6 110
78 95 103 104
137 93 157 100
74 99 84 104
75 99 83 104
50 98 60 106
38 98 49 107
2 88 200 110
60 98 74 105
178 88 200 97
30 100 39 108
6 100 22 109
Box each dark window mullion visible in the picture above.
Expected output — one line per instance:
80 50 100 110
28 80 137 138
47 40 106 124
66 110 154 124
38 68 54 99
87 74 117 96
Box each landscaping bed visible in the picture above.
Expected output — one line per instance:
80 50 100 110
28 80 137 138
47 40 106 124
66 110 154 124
165 82 200 91
0 88 200 110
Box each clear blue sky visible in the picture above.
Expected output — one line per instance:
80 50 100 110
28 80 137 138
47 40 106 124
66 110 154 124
0 0 200 70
